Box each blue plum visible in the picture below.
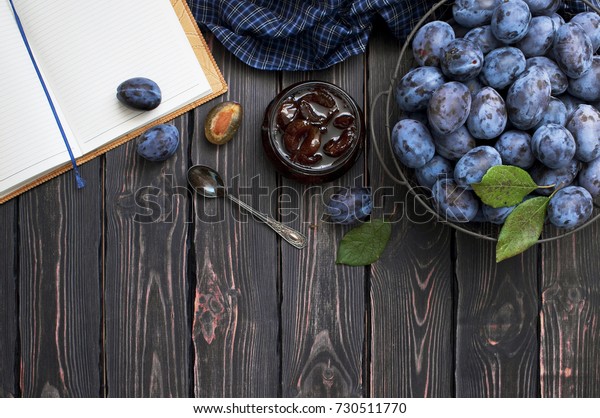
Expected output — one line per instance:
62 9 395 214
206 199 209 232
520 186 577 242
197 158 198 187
515 15 555 57
526 56 567 96
467 87 507 140
578 156 600 197
412 21 455 67
440 39 484 81
464 25 502 54
480 47 526 90
491 0 532 44
548 186 593 229
453 0 501 28
454 145 502 189
324 187 372 225
567 56 600 102
550 12 565 28
427 81 472 135
530 160 580 195
415 155 454 188
506 66 551 130
433 125 476 161
391 119 435 168
136 124 179 162
571 12 600 52
566 104 600 162
431 178 479 222
482 204 516 225
395 66 446 112
531 124 576 169
558 93 585 119
522 0 561 16
533 97 568 130
553 21 593 79
117 77 162 110
494 130 535 168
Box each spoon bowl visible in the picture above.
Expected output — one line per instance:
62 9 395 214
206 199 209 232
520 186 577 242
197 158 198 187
187 165 226 198
187 165 307 249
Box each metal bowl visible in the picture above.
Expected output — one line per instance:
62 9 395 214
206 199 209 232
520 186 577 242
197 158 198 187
371 0 600 242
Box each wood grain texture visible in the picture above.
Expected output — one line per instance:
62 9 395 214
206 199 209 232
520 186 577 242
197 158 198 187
191 35 280 397
280 58 365 398
18 161 101 397
367 28 454 398
0 201 17 398
540 224 600 397
455 227 539 397
104 116 190 397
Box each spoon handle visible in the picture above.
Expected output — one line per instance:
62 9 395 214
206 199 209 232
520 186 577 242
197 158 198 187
226 194 307 249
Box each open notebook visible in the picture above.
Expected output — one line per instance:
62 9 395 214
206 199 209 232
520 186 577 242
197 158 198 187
0 0 227 203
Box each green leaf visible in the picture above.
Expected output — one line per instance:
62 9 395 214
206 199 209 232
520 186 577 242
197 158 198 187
496 196 549 263
472 166 540 208
336 219 392 266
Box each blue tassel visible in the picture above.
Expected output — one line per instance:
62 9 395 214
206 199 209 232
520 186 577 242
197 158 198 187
8 0 85 189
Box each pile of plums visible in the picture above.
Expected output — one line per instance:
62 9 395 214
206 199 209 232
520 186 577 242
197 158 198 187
392 0 599 229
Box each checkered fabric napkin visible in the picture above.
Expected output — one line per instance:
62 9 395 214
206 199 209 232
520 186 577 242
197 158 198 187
188 0 599 71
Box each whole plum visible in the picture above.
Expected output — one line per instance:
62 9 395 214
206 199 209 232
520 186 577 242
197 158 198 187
395 66 446 112
391 119 435 168
440 39 484 81
515 16 555 57
324 187 372 225
548 186 593 229
525 56 567 95
136 124 179 162
558 93 585 119
571 12 600 52
567 56 600 102
453 0 501 28
550 12 565 28
531 124 576 169
530 159 580 195
494 130 535 168
415 155 454 188
480 47 526 90
578 156 600 197
464 25 502 54
553 21 593 79
566 104 600 162
467 87 507 140
117 77 162 110
431 178 479 222
491 0 532 44
482 204 516 225
464 77 484 99
454 145 502 189
433 125 476 161
412 21 455 67
522 0 561 16
506 66 551 130
428 81 472 135
533 97 568 130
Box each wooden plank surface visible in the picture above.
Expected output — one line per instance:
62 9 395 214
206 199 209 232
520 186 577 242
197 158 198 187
280 59 365 398
455 228 539 397
18 161 102 397
104 117 190 397
0 201 17 398
367 28 454 398
540 224 600 397
191 35 280 397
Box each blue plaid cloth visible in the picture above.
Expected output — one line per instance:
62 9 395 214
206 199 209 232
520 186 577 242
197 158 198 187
188 0 599 71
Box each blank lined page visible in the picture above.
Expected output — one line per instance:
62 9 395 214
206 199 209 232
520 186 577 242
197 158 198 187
0 0 76 197
14 0 212 153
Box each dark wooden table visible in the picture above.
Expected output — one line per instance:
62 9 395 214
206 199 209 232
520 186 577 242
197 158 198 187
1 26 599 398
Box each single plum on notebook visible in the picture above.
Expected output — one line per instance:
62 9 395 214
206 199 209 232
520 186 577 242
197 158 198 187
0 0 226 202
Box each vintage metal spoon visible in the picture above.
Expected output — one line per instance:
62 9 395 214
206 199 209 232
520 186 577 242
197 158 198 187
187 165 307 249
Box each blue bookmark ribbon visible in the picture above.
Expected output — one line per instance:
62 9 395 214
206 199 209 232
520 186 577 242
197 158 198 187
8 0 85 189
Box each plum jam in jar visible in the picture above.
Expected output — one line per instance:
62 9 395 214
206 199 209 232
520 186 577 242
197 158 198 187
262 81 365 183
